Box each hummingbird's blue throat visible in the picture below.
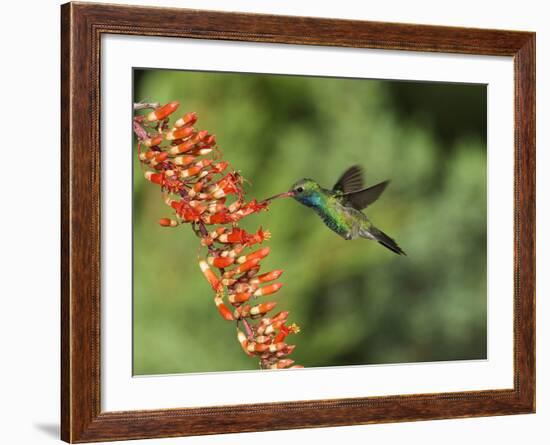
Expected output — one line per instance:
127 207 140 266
297 193 322 208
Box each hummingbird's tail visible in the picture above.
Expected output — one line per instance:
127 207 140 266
362 226 406 256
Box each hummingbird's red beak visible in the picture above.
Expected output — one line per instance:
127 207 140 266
264 190 295 201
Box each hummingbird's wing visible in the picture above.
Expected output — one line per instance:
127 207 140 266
333 165 364 194
341 180 390 210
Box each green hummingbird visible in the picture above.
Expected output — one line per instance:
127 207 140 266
266 165 406 255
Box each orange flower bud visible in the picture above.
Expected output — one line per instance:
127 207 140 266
199 260 221 291
203 134 216 146
179 159 212 178
158 218 178 227
166 126 195 141
272 311 290 322
143 135 164 147
144 171 163 185
253 282 283 297
173 155 195 166
236 329 253 356
237 247 270 264
224 258 261 277
174 112 197 128
250 270 283 285
250 301 277 316
155 152 168 162
149 151 168 167
169 140 197 155
207 256 235 268
146 101 179 121
196 130 209 141
228 292 252 304
216 302 234 321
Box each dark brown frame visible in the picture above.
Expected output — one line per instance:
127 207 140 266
61 2 535 442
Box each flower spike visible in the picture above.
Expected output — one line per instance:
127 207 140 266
134 100 301 370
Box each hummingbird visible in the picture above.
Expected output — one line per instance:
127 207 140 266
265 165 406 255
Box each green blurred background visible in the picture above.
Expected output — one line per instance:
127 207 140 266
133 69 487 375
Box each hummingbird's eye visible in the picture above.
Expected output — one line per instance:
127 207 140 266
295 186 304 193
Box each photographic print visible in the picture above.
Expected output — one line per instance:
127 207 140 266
132 69 487 375
62 4 535 440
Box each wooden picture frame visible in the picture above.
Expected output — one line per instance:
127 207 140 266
61 2 535 442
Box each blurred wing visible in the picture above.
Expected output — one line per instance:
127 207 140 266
333 165 364 194
342 180 390 210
